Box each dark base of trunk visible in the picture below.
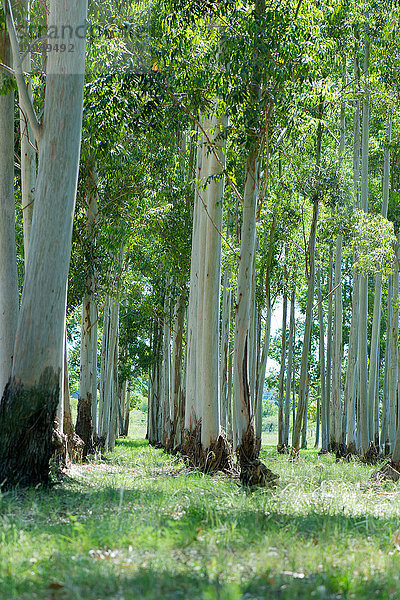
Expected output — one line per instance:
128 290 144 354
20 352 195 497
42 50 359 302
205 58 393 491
67 432 85 462
317 448 329 456
75 395 94 459
0 370 59 490
51 427 70 479
373 461 400 482
277 444 289 455
239 425 279 488
344 441 358 459
164 420 175 453
329 442 347 460
362 441 379 464
181 422 237 475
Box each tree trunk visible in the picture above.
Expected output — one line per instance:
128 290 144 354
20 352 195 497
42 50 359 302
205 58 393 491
0 0 87 489
316 267 328 451
220 267 232 432
389 244 399 451
171 295 185 448
200 114 226 451
277 286 288 451
283 287 295 449
344 43 361 455
292 201 318 454
367 108 392 450
0 34 19 400
19 0 36 266
76 157 98 457
358 21 370 457
184 130 203 432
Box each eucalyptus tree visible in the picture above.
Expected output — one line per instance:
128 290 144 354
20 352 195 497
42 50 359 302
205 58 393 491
0 0 88 488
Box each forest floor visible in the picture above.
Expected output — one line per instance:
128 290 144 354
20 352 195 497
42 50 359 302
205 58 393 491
1 414 400 599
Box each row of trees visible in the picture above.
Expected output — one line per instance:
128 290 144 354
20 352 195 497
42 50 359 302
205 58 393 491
2 0 400 488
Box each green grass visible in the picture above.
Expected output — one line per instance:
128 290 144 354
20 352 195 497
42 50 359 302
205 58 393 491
1 415 400 599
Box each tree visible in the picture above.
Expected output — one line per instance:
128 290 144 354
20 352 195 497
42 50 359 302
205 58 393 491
0 0 87 488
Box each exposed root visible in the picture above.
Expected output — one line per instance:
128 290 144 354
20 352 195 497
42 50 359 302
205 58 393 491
345 441 358 458
373 461 400 482
181 419 202 466
317 448 329 456
362 441 379 464
238 425 279 488
181 422 237 476
51 426 70 478
67 433 85 463
277 444 289 455
203 430 238 476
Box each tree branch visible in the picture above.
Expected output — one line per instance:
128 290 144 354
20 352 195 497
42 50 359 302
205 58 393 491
5 0 42 144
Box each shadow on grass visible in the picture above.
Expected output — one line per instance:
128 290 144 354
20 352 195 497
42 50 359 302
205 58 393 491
3 556 399 600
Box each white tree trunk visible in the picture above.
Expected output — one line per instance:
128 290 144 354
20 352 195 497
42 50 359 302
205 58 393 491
367 108 392 447
283 287 295 447
184 132 203 430
255 305 272 445
76 157 98 452
316 267 327 451
0 40 19 399
233 150 259 452
389 244 399 450
200 114 226 448
0 0 87 488
344 43 362 454
358 22 370 456
19 0 36 266
331 234 343 451
171 295 185 447
292 201 318 452
220 267 232 431
277 288 288 450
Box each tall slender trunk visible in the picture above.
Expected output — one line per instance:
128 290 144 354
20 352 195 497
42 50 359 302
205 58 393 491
200 114 225 449
389 244 399 451
330 68 345 454
283 286 295 448
162 294 172 447
367 108 392 449
381 276 391 452
316 266 327 451
233 148 277 485
255 304 272 446
0 35 19 400
220 267 232 432
344 43 361 455
292 200 319 453
277 286 288 451
184 131 203 431
171 295 185 448
98 293 120 450
359 21 370 457
19 0 36 266
330 234 343 452
76 157 98 457
0 0 87 488
326 249 333 445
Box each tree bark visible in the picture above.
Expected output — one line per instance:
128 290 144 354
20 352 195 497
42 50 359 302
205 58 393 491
358 21 370 457
0 0 87 488
0 33 19 400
